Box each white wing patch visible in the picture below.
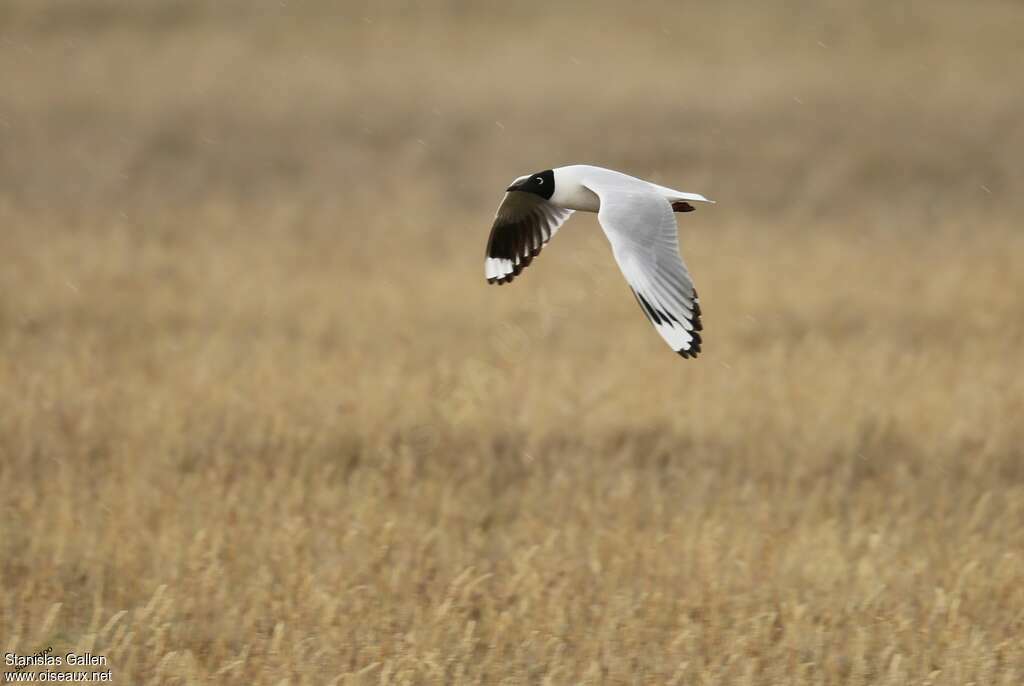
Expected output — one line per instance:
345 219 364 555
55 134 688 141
583 177 704 358
484 193 574 284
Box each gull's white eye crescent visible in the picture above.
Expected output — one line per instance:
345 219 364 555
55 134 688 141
536 177 544 184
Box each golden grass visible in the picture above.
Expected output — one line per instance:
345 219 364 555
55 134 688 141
2 1 1023 683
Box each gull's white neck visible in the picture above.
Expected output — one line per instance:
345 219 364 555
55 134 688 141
549 166 602 212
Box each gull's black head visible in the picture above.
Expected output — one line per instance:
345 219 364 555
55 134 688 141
506 169 554 200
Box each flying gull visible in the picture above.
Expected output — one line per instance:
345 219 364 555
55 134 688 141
484 165 714 358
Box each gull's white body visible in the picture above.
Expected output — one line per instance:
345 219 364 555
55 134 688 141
485 165 714 358
545 165 712 213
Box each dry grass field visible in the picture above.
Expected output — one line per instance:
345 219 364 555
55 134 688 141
2 1 1024 683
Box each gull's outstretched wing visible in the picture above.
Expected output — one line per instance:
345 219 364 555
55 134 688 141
484 192 574 285
583 175 703 358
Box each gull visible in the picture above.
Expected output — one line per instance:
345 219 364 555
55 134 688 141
484 165 714 358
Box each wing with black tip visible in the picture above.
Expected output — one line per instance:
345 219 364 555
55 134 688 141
484 192 574 285
583 176 703 358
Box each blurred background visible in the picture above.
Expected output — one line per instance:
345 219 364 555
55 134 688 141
2 1 1023 683
2 0 1021 218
